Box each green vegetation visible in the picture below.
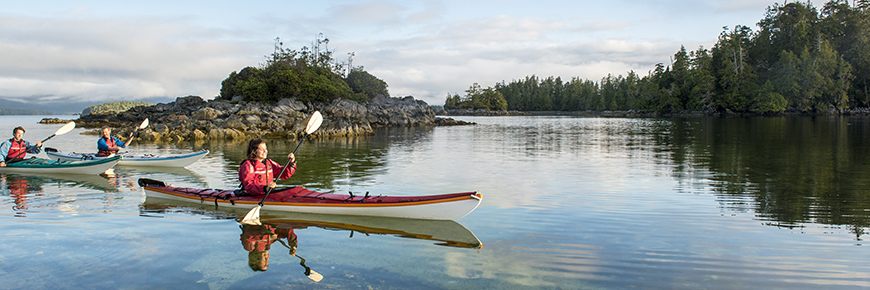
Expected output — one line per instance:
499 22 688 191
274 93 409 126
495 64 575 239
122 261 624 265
219 35 389 104
0 108 56 115
82 101 152 115
445 83 508 110
449 1 870 114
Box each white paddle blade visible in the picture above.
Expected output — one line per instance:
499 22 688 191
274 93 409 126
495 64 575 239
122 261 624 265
56 122 76 136
307 270 323 282
305 111 323 134
139 118 150 129
241 205 261 224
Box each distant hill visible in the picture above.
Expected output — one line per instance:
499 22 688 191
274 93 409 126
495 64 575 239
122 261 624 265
82 101 153 115
0 108 58 115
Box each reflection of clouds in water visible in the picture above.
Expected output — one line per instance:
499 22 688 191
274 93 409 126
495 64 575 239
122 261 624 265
183 250 254 290
380 117 677 210
440 241 602 288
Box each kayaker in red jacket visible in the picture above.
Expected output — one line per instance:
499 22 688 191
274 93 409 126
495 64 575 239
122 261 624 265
238 139 295 195
239 223 297 271
0 126 42 167
96 126 133 157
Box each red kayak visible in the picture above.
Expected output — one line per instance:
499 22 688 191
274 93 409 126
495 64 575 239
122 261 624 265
138 178 482 220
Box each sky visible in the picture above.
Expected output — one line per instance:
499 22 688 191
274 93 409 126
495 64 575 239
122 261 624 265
0 0 829 112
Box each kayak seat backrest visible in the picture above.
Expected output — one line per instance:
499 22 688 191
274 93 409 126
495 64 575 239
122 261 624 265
138 178 166 187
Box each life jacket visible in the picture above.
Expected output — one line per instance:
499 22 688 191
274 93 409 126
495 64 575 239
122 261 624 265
6 139 27 161
241 159 274 186
96 137 118 157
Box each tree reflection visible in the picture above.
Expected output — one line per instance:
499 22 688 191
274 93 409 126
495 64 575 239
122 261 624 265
651 116 870 239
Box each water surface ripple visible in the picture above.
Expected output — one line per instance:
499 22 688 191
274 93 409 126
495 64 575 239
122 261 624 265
0 115 868 289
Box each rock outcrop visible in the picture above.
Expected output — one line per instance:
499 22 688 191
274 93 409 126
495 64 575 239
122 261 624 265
70 95 473 142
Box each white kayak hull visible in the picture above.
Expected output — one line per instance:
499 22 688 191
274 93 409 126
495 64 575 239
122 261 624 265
0 156 121 175
46 149 208 167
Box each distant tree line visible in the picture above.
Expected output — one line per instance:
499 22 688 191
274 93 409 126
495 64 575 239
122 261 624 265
446 1 870 114
219 34 389 104
0 108 56 116
82 101 152 115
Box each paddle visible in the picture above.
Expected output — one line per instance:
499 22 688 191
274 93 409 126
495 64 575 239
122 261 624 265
131 118 149 137
123 118 149 147
7 121 76 160
42 121 76 144
241 111 323 224
277 238 323 282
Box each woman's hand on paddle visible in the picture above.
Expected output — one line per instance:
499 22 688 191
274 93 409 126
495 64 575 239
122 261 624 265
288 153 296 164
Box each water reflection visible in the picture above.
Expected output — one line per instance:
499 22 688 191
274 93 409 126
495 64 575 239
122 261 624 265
1 174 36 211
115 165 209 188
140 200 482 249
644 116 870 240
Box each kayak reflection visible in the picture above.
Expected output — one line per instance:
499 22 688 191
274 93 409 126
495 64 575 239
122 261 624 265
140 200 482 249
1 172 119 194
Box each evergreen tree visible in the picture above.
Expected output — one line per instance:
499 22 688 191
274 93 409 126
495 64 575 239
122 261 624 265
344 67 390 103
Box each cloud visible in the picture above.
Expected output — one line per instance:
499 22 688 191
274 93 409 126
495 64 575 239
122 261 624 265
347 14 684 105
0 0 757 110
0 14 260 103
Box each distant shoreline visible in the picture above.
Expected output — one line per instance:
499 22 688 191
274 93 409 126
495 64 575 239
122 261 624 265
434 108 870 117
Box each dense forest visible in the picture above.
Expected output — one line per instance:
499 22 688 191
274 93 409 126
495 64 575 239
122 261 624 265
219 35 389 104
82 101 152 115
446 1 870 114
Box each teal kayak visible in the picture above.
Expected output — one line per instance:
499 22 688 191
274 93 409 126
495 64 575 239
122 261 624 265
0 156 122 175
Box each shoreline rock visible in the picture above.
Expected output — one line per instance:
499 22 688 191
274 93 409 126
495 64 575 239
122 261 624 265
66 95 474 142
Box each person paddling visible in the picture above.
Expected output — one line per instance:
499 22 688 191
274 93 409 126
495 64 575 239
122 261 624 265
238 139 296 195
0 126 42 167
96 126 133 157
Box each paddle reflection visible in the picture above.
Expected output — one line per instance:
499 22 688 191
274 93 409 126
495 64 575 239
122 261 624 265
237 221 323 280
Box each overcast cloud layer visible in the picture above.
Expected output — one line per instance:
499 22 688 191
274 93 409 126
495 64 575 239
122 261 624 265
0 0 827 111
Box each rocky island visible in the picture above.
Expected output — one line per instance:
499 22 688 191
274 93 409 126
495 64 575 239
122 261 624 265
54 95 473 142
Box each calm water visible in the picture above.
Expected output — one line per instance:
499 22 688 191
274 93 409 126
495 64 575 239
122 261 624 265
0 115 868 290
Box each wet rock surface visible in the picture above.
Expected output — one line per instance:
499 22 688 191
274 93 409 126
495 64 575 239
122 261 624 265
63 95 473 142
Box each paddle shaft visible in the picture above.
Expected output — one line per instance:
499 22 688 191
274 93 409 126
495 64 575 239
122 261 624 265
257 133 310 206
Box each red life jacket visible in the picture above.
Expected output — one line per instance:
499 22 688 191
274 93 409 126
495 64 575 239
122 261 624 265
96 137 118 157
240 224 277 252
244 159 274 183
6 139 27 161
